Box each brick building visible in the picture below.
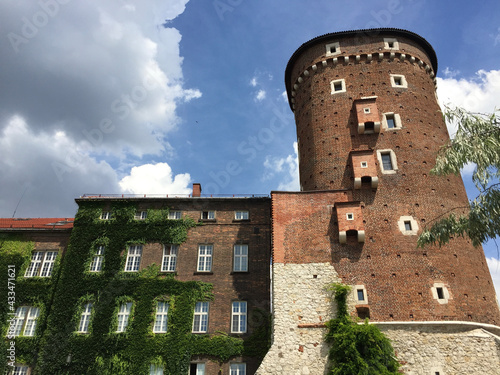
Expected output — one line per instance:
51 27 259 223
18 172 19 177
2 28 500 375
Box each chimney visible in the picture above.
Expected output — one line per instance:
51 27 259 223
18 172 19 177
192 183 202 197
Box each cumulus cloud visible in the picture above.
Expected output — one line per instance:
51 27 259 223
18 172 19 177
255 89 266 101
263 142 299 191
250 77 257 87
436 69 500 136
119 163 192 195
0 0 197 217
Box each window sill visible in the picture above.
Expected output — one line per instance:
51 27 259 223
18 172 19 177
233 219 250 223
193 272 214 275
199 219 216 223
231 271 249 275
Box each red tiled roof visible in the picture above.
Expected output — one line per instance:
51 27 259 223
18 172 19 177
0 218 74 229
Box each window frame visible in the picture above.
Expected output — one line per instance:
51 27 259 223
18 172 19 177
234 210 249 221
161 244 178 272
149 364 164 375
233 244 248 272
116 302 132 333
390 74 408 88
124 245 143 272
100 211 112 220
153 301 169 333
25 251 57 278
89 245 105 272
168 210 182 220
397 216 419 235
325 41 340 56
12 306 40 337
192 302 209 333
197 245 213 272
354 285 368 304
189 363 205 375
382 112 402 130
10 365 30 375
77 303 93 334
200 211 215 220
383 37 399 50
330 79 346 94
134 211 147 220
231 301 247 334
376 149 398 174
230 363 246 375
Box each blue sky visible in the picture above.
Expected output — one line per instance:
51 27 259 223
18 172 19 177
1 0 499 292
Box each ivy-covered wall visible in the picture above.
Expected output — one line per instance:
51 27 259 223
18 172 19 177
29 200 270 374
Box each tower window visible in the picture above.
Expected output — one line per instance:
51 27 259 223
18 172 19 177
398 216 419 235
360 161 368 168
377 149 398 174
431 283 450 304
325 42 340 56
404 221 412 231
436 287 444 300
363 107 371 114
346 213 354 220
384 38 399 50
383 113 402 130
357 289 365 301
390 74 407 88
381 153 393 170
330 79 346 94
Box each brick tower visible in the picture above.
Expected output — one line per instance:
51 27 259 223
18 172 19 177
257 28 500 374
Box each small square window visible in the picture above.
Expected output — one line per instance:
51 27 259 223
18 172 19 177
384 38 399 50
363 107 371 114
436 287 444 300
360 161 368 168
325 42 340 56
201 211 215 220
346 213 354 220
330 79 346 94
383 113 402 131
387 115 395 128
390 74 407 88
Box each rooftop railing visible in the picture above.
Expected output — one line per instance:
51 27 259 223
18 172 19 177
80 193 270 199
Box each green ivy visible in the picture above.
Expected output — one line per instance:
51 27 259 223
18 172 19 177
325 283 400 375
22 201 270 374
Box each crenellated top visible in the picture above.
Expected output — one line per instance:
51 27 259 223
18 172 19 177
285 28 438 111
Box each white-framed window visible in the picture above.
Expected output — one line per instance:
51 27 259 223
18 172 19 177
382 113 402 130
100 211 112 220
189 363 205 375
168 211 182 220
149 364 164 375
397 216 419 235
354 285 368 304
235 211 249 220
230 363 246 375
346 213 354 220
25 251 57 278
360 161 368 168
116 302 132 333
330 79 346 94
431 283 450 304
77 303 92 333
233 245 248 272
153 301 169 333
363 107 371 114
390 74 407 88
134 211 147 220
89 246 105 272
384 38 399 50
231 301 247 334
161 244 178 272
124 245 142 272
197 245 213 272
325 41 340 56
201 211 215 220
192 302 209 333
12 306 40 337
10 365 30 375
376 149 398 174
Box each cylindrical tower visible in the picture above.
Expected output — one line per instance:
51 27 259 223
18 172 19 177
284 28 500 324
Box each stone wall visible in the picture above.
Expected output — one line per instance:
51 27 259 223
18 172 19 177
256 262 341 375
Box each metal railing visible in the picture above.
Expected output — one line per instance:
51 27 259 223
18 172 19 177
80 193 269 199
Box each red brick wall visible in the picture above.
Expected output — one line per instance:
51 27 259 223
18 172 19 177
281 31 500 325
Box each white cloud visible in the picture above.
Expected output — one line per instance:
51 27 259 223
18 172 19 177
119 163 192 195
255 90 267 101
250 77 258 87
436 69 500 136
486 257 500 305
263 142 299 191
